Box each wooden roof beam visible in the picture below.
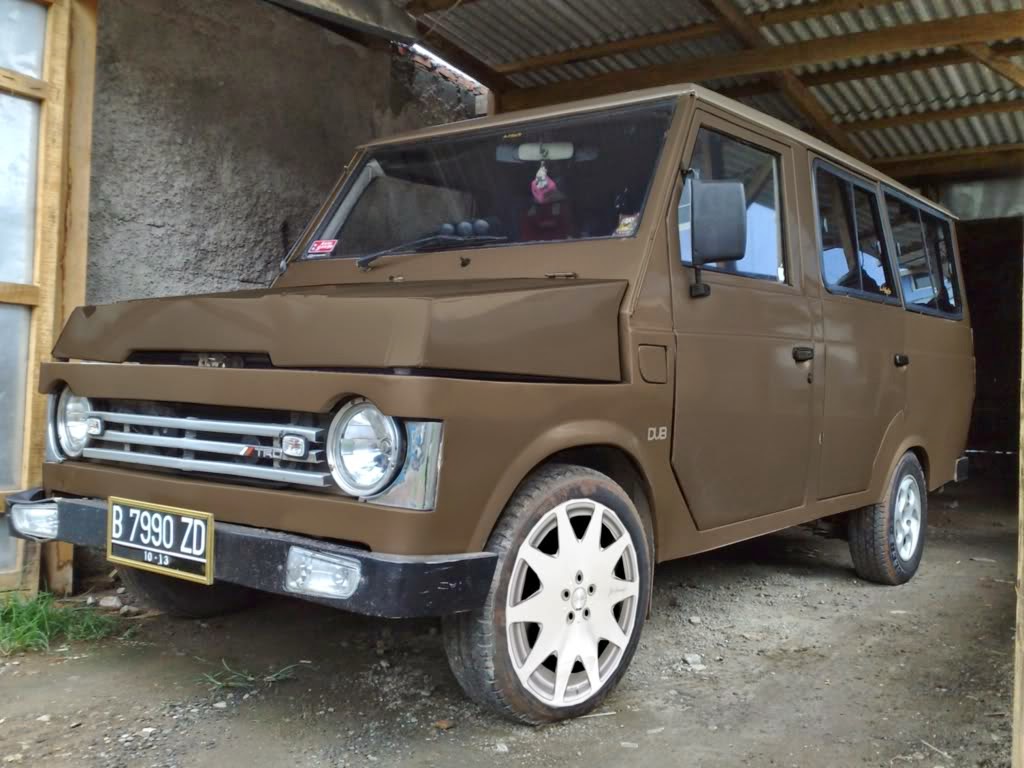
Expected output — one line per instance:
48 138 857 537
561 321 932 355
700 0 862 157
406 0 480 15
961 43 1024 89
494 23 720 75
874 143 1024 182
501 10 1024 111
721 41 1024 100
846 97 1024 132
495 0 893 76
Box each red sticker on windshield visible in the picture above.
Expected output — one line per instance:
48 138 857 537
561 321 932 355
308 240 337 255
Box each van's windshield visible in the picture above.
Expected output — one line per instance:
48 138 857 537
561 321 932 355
303 100 676 262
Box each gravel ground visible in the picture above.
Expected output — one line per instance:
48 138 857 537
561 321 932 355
0 475 1015 768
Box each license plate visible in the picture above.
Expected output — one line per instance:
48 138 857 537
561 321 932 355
107 497 214 584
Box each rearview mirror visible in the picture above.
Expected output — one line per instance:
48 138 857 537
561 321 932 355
689 179 747 298
517 142 574 161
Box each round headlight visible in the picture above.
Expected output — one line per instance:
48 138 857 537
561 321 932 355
327 399 404 496
56 387 92 458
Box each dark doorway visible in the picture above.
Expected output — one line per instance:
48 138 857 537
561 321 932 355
956 217 1023 475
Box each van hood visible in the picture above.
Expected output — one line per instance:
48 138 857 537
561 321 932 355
53 279 627 382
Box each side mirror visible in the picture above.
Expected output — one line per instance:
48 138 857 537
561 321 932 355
689 179 747 298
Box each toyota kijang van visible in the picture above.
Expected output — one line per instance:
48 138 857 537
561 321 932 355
6 84 973 723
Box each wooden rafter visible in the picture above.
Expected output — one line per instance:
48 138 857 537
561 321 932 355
501 10 1024 111
847 98 1024 133
494 23 720 75
721 41 1024 99
873 143 1024 181
700 0 861 157
497 0 894 76
961 43 1024 89
407 0 479 16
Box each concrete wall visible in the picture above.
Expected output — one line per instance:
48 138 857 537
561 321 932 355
87 0 476 305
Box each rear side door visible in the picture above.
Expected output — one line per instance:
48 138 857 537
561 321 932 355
812 160 907 499
884 190 974 487
669 112 817 529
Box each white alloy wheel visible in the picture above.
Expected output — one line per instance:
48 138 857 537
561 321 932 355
893 474 922 561
505 498 640 708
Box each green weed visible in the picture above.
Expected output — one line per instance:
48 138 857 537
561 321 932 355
201 659 300 690
0 593 120 655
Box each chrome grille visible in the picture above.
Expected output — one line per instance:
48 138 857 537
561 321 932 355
82 401 331 488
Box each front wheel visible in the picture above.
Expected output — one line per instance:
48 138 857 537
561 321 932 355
848 451 927 585
116 565 259 619
443 464 653 724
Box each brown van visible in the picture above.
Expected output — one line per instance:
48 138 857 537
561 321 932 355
6 84 973 723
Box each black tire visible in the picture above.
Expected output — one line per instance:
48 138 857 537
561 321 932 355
848 452 927 585
116 565 259 619
443 464 653 724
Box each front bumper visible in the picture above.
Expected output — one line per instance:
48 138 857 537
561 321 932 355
4 489 496 619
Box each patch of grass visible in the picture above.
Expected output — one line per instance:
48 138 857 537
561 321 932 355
201 659 300 691
0 593 120 655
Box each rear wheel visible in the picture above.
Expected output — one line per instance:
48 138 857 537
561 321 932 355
116 566 258 619
443 464 653 724
848 452 927 585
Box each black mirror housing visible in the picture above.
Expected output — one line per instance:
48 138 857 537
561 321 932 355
691 179 747 266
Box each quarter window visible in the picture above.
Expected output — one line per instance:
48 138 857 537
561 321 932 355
679 128 785 282
814 166 895 299
885 193 962 316
922 211 961 315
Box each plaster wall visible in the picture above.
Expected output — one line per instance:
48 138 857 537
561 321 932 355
87 0 475 304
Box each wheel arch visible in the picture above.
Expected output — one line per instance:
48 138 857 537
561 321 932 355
468 430 659 557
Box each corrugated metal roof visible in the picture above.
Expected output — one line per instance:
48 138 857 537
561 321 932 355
401 0 1024 162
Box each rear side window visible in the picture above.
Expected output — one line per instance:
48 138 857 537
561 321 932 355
885 193 962 316
922 211 961 315
679 128 785 282
815 166 896 300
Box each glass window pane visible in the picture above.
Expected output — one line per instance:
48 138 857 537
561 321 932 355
310 101 675 256
0 304 29 489
921 211 961 315
0 0 47 78
852 186 895 298
0 526 17 573
815 168 859 289
885 194 937 309
680 128 785 281
0 93 39 285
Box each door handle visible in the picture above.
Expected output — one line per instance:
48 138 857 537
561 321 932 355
792 346 814 363
894 353 910 367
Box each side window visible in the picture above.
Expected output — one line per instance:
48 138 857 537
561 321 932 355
885 193 961 316
814 166 895 299
679 128 785 282
921 211 961 315
816 170 857 288
885 194 934 308
852 186 895 297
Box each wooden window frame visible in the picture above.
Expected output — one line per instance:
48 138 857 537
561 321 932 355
0 0 96 595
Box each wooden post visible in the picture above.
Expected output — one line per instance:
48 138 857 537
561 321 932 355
39 0 97 597
1014 224 1024 767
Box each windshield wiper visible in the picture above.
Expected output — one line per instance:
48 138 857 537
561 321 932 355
356 234 507 270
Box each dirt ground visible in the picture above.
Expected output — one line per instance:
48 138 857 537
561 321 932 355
1 474 1015 768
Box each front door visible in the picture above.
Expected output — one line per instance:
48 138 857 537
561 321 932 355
670 113 817 530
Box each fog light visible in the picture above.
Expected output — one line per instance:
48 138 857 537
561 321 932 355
86 417 104 436
10 503 59 540
284 546 360 599
281 434 307 459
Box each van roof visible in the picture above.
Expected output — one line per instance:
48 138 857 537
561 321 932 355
360 83 955 219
